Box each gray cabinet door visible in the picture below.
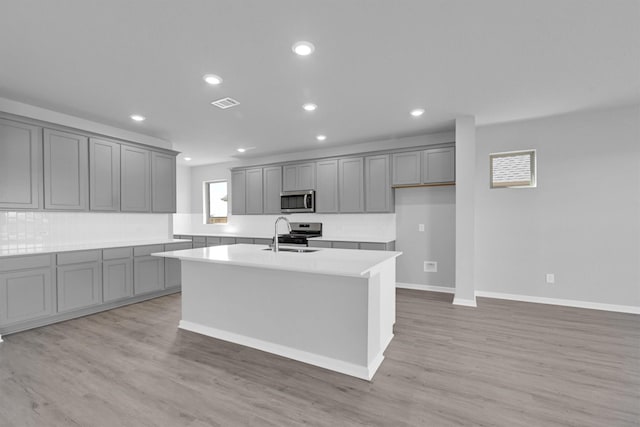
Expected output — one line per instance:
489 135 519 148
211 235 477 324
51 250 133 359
365 154 392 212
57 262 102 312
164 257 181 289
0 118 42 209
231 170 246 215
103 258 133 302
151 151 176 213
121 145 151 212
262 166 282 214
315 159 338 213
0 268 53 326
308 240 332 249
282 163 315 191
245 168 263 214
392 151 421 185
333 241 359 249
43 129 88 210
422 147 455 184
338 157 364 213
89 138 120 211
133 256 164 295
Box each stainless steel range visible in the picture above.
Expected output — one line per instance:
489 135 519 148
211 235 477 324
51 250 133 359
277 222 322 247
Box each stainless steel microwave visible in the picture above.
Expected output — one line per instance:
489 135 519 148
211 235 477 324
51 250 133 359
281 190 315 213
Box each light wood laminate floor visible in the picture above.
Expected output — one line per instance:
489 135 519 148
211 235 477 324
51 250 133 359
0 290 638 426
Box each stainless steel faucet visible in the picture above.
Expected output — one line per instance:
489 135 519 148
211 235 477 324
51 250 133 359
273 216 291 252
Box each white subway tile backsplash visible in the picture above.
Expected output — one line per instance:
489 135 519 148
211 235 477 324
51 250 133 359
0 211 170 248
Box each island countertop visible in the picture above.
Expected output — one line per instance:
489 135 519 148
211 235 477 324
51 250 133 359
153 244 401 278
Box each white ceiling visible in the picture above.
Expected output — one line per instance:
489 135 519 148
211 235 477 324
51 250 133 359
1 0 638 165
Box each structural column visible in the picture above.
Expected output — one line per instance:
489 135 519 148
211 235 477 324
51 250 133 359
454 116 477 307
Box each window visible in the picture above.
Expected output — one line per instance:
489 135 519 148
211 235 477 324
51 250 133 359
205 180 228 223
490 149 536 188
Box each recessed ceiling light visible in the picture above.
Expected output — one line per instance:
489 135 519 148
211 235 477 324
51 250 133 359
316 135 327 142
237 148 246 153
292 41 315 56
410 108 425 117
303 103 317 112
184 157 192 161
130 114 146 122
203 74 223 85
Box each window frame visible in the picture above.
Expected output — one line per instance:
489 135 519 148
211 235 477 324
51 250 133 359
489 149 537 189
204 180 229 224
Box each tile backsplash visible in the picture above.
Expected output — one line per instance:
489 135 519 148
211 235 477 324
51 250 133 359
0 211 171 248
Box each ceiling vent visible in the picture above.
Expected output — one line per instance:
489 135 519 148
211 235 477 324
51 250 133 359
211 97 240 109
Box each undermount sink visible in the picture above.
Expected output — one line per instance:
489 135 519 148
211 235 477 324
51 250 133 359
262 247 319 253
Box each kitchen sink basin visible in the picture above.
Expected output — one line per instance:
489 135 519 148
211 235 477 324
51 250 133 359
262 247 319 253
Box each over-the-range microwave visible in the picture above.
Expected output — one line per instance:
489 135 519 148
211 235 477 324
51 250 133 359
280 190 315 213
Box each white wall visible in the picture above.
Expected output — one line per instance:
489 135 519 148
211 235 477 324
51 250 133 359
395 187 455 288
474 105 640 308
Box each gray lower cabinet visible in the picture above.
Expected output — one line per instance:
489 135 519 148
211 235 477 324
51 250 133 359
308 241 332 249
43 128 89 210
332 241 360 250
221 237 236 245
89 138 121 211
0 254 54 327
206 236 221 246
102 247 133 303
338 157 364 213
422 147 455 184
151 151 177 213
253 238 272 246
134 256 165 295
316 159 339 213
392 151 421 185
236 238 253 244
308 240 395 251
121 145 151 212
365 154 393 212
0 118 43 210
231 170 246 215
57 262 102 313
164 242 191 289
246 168 263 214
262 166 282 214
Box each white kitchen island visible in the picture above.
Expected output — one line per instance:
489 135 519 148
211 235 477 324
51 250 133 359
153 244 401 380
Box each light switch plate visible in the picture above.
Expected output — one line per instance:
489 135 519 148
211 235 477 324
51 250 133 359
418 224 425 232
546 273 555 284
424 261 437 272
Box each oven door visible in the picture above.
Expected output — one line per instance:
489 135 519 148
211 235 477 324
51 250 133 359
281 191 315 213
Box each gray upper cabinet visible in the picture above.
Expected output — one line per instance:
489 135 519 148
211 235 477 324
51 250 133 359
283 162 315 191
121 145 151 212
231 170 246 215
245 168 263 214
151 151 176 213
263 166 282 214
365 154 393 212
43 129 89 210
392 151 421 185
338 157 364 213
315 159 339 213
0 118 43 210
89 138 120 211
422 147 455 184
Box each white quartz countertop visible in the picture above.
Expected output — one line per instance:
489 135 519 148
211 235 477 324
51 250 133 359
153 244 401 278
0 238 192 258
308 236 395 244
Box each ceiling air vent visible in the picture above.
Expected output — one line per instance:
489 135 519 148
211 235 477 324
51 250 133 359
211 97 240 109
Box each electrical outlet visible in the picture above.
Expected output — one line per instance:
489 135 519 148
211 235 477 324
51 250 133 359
418 224 425 232
546 273 555 284
424 261 437 272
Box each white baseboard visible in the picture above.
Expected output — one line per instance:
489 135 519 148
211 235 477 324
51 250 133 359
396 282 455 293
475 291 640 314
179 320 383 380
452 297 477 307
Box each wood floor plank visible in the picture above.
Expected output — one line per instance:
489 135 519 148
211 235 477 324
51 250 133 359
0 289 638 426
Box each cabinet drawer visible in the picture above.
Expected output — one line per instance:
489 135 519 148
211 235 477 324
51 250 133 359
57 250 101 265
253 238 272 246
193 236 206 243
236 238 254 244
133 245 165 257
308 241 332 249
206 237 221 246
332 241 359 250
164 242 192 251
221 237 236 245
359 243 387 251
103 247 133 260
0 254 52 272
